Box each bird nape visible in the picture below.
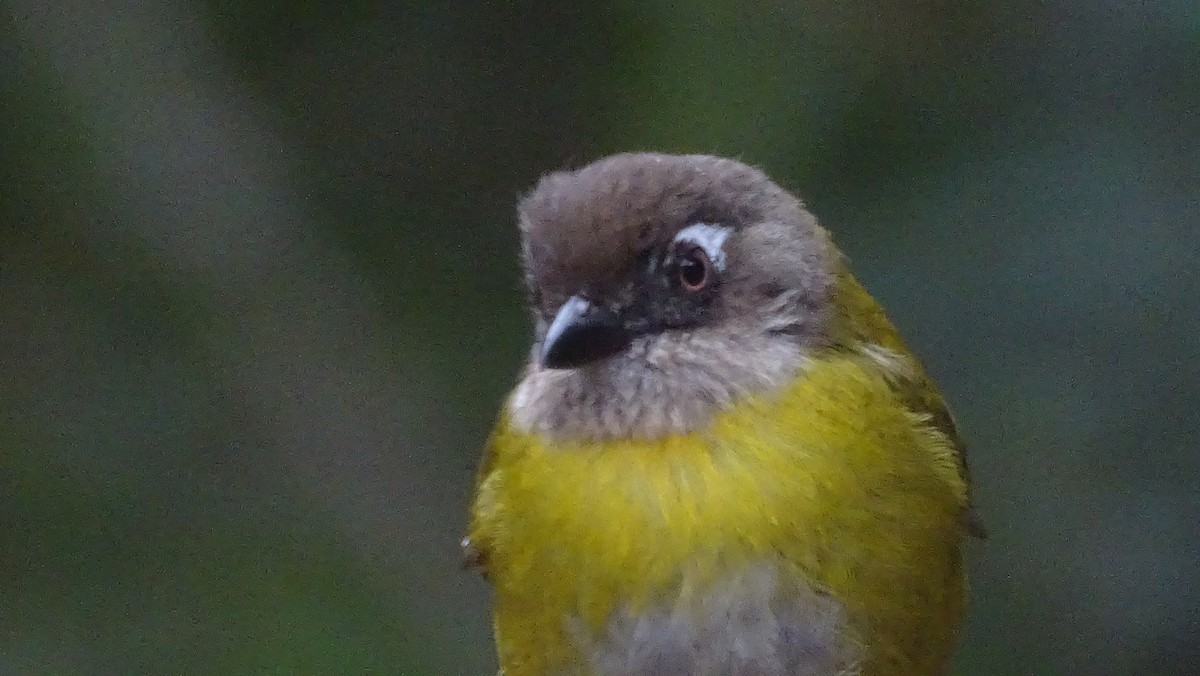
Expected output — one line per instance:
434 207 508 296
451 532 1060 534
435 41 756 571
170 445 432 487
466 152 982 676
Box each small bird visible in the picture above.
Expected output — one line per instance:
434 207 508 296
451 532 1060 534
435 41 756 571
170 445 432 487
465 153 983 676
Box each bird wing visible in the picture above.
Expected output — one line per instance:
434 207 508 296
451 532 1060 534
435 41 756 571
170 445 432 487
857 343 987 539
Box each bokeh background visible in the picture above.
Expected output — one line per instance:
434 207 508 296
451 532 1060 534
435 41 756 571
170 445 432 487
3 1 1197 674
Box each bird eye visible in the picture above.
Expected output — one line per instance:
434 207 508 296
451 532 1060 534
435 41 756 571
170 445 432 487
677 247 712 292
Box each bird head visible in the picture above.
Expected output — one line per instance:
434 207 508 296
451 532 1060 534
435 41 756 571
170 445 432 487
510 153 843 440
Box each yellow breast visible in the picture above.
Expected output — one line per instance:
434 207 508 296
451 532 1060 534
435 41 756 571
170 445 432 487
470 354 969 675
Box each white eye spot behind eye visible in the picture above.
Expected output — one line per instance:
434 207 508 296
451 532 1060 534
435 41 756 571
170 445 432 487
673 223 732 271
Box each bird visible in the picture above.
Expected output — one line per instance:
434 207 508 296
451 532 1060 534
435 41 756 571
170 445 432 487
464 152 983 676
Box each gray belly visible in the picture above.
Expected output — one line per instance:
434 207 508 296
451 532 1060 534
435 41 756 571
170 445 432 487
571 565 860 676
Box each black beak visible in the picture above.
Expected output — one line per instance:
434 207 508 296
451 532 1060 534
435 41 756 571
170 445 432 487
540 296 631 369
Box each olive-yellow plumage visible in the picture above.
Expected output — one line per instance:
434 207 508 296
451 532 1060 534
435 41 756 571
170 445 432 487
467 153 979 675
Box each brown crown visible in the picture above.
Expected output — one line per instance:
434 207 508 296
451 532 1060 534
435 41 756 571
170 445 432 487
518 153 804 310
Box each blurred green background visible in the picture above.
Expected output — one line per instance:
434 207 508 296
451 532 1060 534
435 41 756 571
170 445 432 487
2 1 1197 674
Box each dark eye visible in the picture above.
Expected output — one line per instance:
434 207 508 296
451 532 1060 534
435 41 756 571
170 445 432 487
677 247 712 292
